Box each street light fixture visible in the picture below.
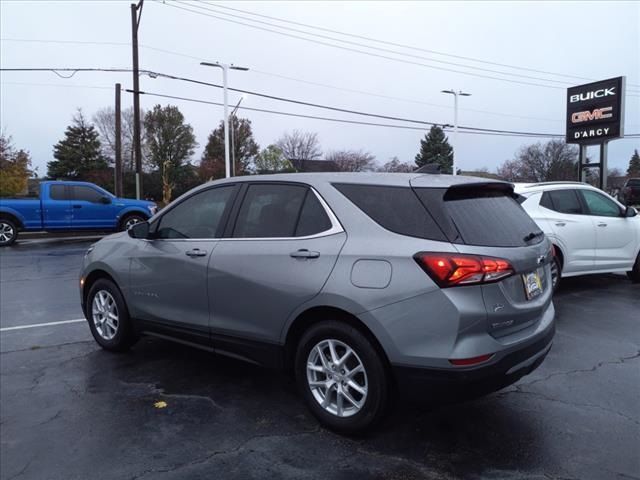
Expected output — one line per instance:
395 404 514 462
200 61 249 178
230 94 248 176
441 89 471 176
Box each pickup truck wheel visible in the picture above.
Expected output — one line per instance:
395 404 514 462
87 279 138 351
0 219 18 247
627 253 640 284
295 320 390 434
120 214 145 231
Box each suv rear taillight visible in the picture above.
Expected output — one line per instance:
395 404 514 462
414 252 514 287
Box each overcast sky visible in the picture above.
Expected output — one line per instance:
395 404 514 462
1 0 639 178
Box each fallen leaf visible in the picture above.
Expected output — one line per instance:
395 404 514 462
154 401 168 409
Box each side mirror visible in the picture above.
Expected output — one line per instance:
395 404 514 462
624 206 638 218
128 221 150 239
100 196 111 204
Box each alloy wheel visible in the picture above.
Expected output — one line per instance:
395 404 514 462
124 217 142 230
306 339 368 418
92 290 119 340
550 259 559 290
0 222 15 244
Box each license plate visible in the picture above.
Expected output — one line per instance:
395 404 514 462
522 270 543 300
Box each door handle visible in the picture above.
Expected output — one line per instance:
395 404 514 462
555 222 566 227
185 248 207 257
73 205 82 209
597 223 607 227
290 249 320 259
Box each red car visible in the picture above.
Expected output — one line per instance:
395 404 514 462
620 178 640 206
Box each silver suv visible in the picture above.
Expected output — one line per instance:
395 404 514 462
80 173 555 433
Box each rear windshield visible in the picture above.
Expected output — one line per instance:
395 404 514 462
414 186 543 247
627 179 640 187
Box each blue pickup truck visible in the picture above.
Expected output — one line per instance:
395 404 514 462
0 181 157 246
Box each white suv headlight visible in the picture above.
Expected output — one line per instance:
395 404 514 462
148 205 158 215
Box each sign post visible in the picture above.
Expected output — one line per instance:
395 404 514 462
566 76 625 190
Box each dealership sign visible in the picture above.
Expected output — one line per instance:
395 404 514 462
566 76 625 144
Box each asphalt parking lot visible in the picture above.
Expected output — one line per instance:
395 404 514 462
1 238 638 480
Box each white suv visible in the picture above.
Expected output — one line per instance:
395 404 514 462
515 182 640 289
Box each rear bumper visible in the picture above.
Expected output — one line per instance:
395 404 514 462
392 323 554 400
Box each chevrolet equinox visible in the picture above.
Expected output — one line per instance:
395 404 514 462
80 173 555 433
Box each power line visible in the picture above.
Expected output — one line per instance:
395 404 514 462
158 2 574 92
163 0 640 95
1 81 113 90
127 88 563 138
3 37 635 122
177 1 573 87
0 38 564 122
4 67 637 137
203 1 640 89
141 70 567 136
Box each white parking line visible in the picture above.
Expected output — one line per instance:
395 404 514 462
0 319 86 332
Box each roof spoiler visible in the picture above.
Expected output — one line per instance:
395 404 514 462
443 181 515 200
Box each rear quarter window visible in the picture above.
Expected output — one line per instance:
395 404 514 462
333 184 446 241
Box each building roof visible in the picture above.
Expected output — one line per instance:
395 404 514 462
290 158 340 173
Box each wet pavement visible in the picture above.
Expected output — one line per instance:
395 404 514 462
1 239 639 480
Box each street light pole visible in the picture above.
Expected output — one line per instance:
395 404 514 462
230 95 246 177
200 62 249 178
441 89 471 175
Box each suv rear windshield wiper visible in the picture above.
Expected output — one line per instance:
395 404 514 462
523 231 544 243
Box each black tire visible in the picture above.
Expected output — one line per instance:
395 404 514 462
0 218 18 247
294 320 390 434
119 214 146 231
86 278 138 352
550 254 562 293
627 253 640 284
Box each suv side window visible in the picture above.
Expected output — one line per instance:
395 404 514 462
580 189 621 217
156 186 234 239
233 184 308 238
72 186 104 203
335 184 446 241
50 185 69 200
295 191 333 237
541 189 583 214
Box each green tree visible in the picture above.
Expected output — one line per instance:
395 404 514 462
144 104 197 204
47 110 109 181
414 126 453 173
0 133 32 196
628 149 640 177
200 117 259 180
253 145 294 174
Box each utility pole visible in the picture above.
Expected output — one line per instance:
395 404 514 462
115 83 123 197
441 89 471 175
230 95 246 177
200 61 249 178
131 0 143 199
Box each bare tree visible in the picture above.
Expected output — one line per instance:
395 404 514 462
276 130 322 162
378 156 414 172
326 150 376 172
496 140 577 182
93 106 147 171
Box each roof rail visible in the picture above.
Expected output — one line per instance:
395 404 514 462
523 181 589 188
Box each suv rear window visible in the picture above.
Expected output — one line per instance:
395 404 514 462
415 186 542 247
627 179 640 187
333 184 446 241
